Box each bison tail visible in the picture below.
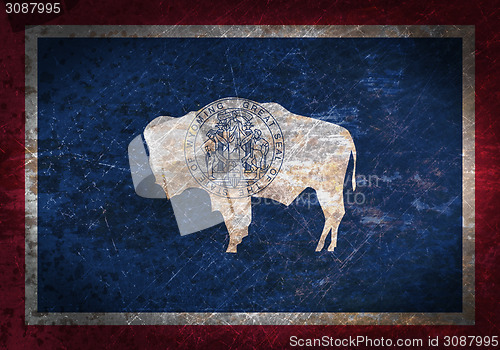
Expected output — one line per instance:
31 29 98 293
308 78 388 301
350 136 357 192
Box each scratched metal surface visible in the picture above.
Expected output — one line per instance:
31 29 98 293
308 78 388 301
25 25 474 325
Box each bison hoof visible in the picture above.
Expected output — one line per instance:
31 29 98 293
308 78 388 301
226 235 244 253
226 243 238 253
315 241 326 252
327 242 337 251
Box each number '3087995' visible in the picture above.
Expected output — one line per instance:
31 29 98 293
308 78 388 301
5 2 61 14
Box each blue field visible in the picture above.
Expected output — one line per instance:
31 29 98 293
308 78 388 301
37 37 462 312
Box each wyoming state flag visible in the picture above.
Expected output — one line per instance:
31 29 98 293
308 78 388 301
26 25 472 325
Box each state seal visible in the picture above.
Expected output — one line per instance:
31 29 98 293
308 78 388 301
184 98 284 198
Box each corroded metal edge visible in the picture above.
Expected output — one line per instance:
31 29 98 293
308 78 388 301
25 25 475 325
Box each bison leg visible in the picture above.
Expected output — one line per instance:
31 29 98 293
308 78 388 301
316 216 344 252
224 218 250 253
226 224 249 253
316 218 332 251
316 191 345 252
224 207 251 253
211 196 252 253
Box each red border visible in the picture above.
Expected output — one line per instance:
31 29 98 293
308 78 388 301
1 0 499 348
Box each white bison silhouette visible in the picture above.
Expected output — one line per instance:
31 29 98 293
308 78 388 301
143 99 356 253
